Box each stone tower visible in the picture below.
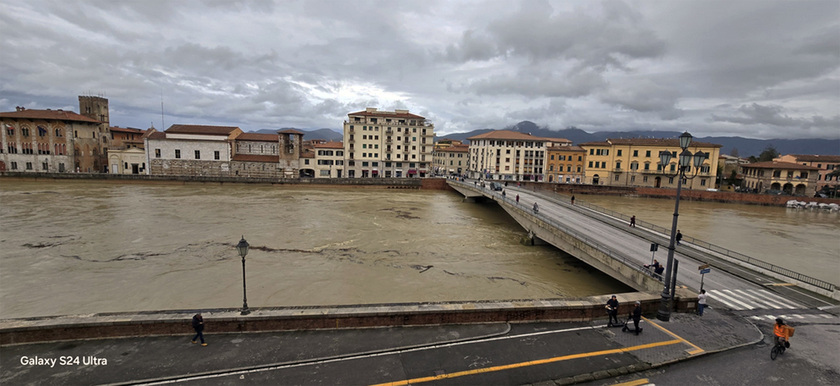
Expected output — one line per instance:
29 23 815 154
78 95 109 125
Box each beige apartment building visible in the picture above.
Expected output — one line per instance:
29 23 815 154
774 154 840 194
343 108 435 178
579 138 721 190
467 130 571 181
741 161 819 195
311 140 345 178
433 143 469 176
108 126 148 174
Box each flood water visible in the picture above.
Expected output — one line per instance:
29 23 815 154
576 194 839 285
0 180 630 319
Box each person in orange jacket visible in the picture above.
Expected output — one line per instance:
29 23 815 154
773 318 789 347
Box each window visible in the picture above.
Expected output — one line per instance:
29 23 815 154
633 150 638 157
214 151 220 160
26 162 33 170
6 127 14 136
617 150 622 156
175 149 181 159
155 149 161 158
42 161 49 171
10 162 17 170
195 150 201 159
646 150 651 157
22 127 30 137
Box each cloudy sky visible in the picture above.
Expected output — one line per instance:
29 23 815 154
1 0 838 139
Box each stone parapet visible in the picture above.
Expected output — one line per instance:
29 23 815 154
0 292 696 346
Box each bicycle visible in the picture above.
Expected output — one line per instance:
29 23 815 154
770 339 787 360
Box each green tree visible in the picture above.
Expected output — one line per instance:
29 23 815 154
758 145 779 162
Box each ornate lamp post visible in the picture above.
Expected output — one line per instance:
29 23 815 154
656 132 708 322
236 236 250 315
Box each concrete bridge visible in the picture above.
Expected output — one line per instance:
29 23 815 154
447 179 839 313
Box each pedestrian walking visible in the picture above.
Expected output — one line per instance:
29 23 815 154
606 295 619 326
516 194 519 204
191 313 207 346
676 230 683 245
629 215 636 227
697 289 708 316
571 195 575 205
632 301 642 335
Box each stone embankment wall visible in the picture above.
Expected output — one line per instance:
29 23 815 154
1 292 691 345
0 172 456 191
523 181 840 206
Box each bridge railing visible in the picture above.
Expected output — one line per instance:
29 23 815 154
552 191 837 292
449 180 655 278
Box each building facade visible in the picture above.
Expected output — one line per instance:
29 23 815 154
432 143 469 176
108 126 148 174
741 161 819 195
546 145 586 183
467 130 570 181
343 108 435 178
579 138 721 190
146 125 242 177
310 141 345 178
774 154 840 194
1 107 104 173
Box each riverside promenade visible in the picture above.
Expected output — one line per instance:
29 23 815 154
0 300 765 385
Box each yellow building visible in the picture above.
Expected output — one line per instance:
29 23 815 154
773 154 840 194
343 108 435 178
546 145 586 183
579 138 721 190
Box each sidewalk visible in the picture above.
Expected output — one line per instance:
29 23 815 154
0 307 761 385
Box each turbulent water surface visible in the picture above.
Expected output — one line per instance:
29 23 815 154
1 180 631 318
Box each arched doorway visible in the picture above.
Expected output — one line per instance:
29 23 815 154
592 174 600 185
654 176 661 188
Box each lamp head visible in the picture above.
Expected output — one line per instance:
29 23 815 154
679 131 693 150
659 150 672 167
236 236 250 259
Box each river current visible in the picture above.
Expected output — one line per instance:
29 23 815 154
1 180 630 318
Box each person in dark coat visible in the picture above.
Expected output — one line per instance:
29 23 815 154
676 230 683 245
632 301 642 335
192 313 207 346
606 295 619 326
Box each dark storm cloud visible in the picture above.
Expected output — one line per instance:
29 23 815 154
0 0 837 139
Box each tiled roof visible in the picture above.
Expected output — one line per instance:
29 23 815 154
348 110 425 120
236 132 278 141
277 128 305 135
786 154 840 163
165 124 240 135
313 141 344 149
0 109 101 123
468 130 552 141
146 131 166 140
548 145 586 152
231 154 279 163
743 161 819 170
109 126 145 134
579 138 722 148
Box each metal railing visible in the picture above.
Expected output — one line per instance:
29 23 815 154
449 180 652 277
555 193 836 292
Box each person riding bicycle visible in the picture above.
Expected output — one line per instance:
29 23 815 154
773 318 789 348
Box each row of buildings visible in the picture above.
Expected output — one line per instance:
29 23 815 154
1 96 838 196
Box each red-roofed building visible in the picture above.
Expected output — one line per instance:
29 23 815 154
466 130 569 181
578 138 721 189
774 154 840 195
343 108 435 178
432 143 469 176
107 126 151 175
311 141 345 178
0 96 110 173
741 161 820 195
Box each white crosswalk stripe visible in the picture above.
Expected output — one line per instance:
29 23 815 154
749 313 835 321
707 289 806 310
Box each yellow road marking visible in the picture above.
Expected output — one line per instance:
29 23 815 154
614 378 650 386
641 316 704 355
369 340 682 386
768 282 796 286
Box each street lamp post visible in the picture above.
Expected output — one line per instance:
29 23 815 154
236 236 250 315
656 132 708 322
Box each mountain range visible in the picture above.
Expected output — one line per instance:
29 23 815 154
255 122 840 157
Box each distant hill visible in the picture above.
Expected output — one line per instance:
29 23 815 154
252 128 342 142
438 121 840 157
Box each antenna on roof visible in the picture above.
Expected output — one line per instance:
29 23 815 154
160 89 165 130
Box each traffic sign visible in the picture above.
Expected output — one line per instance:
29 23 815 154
700 268 711 274
698 264 710 270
